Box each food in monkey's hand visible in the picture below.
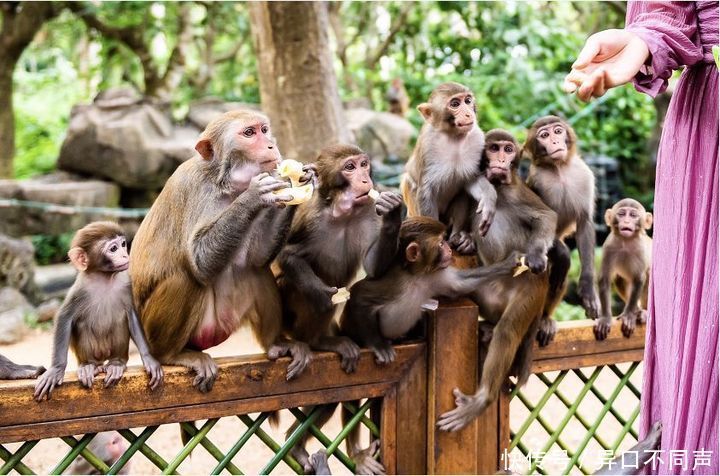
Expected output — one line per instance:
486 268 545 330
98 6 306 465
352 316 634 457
274 159 314 205
513 255 530 277
368 189 380 201
330 287 350 305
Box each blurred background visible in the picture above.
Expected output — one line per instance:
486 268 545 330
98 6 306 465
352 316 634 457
0 1 666 342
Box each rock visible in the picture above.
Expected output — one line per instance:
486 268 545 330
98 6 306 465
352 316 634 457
57 91 197 189
0 287 34 344
344 108 416 163
0 234 36 298
186 98 262 130
0 174 121 237
36 298 61 323
34 263 77 299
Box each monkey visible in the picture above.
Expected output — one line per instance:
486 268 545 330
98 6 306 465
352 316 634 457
435 130 558 432
595 198 653 340
524 115 601 345
129 109 314 390
0 354 45 380
274 144 402 473
308 451 331 476
285 217 522 475
34 222 163 401
386 77 409 117
67 431 130 474
400 82 497 253
275 144 403 373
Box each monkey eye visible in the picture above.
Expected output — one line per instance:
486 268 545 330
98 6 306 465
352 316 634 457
261 125 269 134
121 240 127 248
554 127 563 135
539 131 549 139
450 99 461 108
464 96 473 104
504 145 514 153
360 159 369 168
344 162 356 171
489 144 499 152
629 211 638 218
242 127 255 137
110 245 118 253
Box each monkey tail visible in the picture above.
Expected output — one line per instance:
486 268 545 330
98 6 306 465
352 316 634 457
268 410 281 428
180 421 196 448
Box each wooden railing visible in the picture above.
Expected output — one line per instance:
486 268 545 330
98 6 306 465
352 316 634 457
0 300 644 475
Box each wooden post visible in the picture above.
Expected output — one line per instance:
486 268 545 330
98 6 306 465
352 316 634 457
392 344 428 474
427 299 480 474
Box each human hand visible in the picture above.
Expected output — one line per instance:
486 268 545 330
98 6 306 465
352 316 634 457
563 29 650 102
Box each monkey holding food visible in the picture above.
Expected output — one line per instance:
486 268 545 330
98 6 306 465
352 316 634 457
595 198 653 340
34 222 163 401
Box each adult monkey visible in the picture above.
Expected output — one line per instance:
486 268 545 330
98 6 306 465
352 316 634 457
400 82 497 252
437 130 557 432
524 116 600 345
130 109 313 391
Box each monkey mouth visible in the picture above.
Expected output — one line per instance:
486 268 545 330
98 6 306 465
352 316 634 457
455 121 474 129
112 263 129 272
549 148 566 159
619 227 635 237
354 191 372 203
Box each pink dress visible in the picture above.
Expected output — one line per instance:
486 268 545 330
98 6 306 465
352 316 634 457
626 2 718 474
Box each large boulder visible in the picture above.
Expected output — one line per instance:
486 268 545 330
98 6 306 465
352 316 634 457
344 108 416 163
57 88 198 189
0 287 34 345
0 173 121 236
0 234 36 299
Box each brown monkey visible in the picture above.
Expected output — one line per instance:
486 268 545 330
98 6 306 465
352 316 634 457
275 144 402 473
130 109 313 390
436 130 557 432
0 354 45 380
524 115 600 345
34 222 163 401
67 431 130 474
595 198 653 340
276 144 402 373
289 217 521 474
386 77 409 117
400 82 497 252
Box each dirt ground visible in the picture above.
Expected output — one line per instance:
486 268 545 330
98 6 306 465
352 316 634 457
1 327 642 475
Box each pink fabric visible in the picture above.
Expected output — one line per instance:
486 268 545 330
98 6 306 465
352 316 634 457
626 2 719 474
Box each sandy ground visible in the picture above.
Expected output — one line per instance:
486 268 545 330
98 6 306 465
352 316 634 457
1 327 641 475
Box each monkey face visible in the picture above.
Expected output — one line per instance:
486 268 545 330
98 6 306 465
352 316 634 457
437 238 453 269
445 93 476 133
535 122 569 161
484 140 517 184
235 120 282 173
340 154 373 204
606 202 652 238
100 235 129 272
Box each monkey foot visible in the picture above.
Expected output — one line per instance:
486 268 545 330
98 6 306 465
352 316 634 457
594 317 612 341
290 446 313 474
268 341 312 380
619 312 639 338
309 451 332 475
354 440 385 475
12 365 46 379
436 388 487 432
77 364 100 388
536 317 556 347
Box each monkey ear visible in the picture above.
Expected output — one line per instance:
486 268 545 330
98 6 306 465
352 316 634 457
643 212 653 230
405 242 421 263
195 139 213 161
68 247 88 271
417 103 433 122
604 209 614 227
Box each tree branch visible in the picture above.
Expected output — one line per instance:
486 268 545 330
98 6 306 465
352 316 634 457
365 2 412 69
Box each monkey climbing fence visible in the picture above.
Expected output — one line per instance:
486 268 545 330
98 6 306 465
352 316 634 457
0 299 643 475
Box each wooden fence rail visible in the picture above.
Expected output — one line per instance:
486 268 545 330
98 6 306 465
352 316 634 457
0 299 644 474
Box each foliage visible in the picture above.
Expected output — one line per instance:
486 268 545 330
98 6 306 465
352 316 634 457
31 233 74 265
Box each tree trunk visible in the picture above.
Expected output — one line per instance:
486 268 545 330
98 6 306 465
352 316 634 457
248 1 351 163
0 59 14 178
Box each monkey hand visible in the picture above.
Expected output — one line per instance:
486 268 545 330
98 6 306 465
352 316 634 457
526 250 548 274
268 341 313 380
593 315 612 341
475 196 496 237
375 191 403 217
309 451 332 476
142 356 164 390
308 284 338 315
449 231 476 255
33 366 65 401
353 440 386 475
578 277 600 320
436 388 486 432
249 172 292 207
372 342 396 365
536 316 557 347
76 363 101 388
103 362 126 388
299 163 318 186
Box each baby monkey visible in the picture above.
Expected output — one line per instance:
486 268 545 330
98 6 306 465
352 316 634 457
595 199 653 340
34 222 163 401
